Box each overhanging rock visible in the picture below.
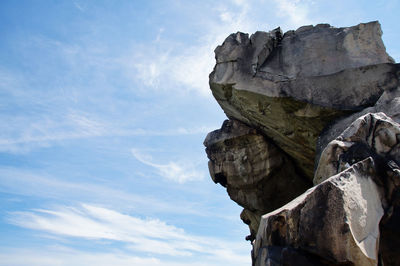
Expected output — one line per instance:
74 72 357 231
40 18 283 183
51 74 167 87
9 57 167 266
205 21 400 266
204 119 310 238
209 21 396 179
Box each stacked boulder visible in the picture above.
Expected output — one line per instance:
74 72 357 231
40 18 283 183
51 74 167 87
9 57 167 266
204 21 400 265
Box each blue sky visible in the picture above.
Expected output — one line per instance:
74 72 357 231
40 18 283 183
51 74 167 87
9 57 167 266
0 1 399 265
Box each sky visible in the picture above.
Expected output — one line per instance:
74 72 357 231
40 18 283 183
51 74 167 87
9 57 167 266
0 1 399 265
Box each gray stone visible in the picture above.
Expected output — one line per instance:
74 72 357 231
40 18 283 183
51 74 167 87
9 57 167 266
241 209 262 241
315 112 400 185
316 83 400 166
210 21 396 179
315 112 400 266
253 158 384 266
205 21 400 265
204 119 310 238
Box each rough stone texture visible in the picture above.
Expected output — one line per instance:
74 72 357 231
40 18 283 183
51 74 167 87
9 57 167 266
316 81 400 165
204 119 310 238
253 158 384 266
315 112 400 185
314 112 400 266
210 21 396 179
205 21 400 266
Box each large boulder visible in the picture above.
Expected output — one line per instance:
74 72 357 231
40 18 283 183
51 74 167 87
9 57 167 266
315 112 400 266
253 158 384 266
210 21 396 179
204 119 310 238
315 112 400 185
205 21 400 265
316 81 400 166
250 112 400 266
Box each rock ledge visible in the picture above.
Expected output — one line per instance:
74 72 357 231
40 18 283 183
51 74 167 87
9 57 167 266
205 21 400 265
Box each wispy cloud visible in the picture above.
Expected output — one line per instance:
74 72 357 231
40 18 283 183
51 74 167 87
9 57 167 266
6 204 249 264
0 111 105 153
127 1 255 97
0 247 160 266
0 167 208 217
0 109 215 153
8 204 191 256
272 0 314 29
0 245 249 266
73 2 85 12
131 149 204 183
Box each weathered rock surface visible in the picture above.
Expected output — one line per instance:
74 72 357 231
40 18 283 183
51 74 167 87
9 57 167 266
316 81 400 165
253 158 384 266
315 112 400 185
210 21 396 179
314 112 400 266
204 119 311 238
205 21 400 266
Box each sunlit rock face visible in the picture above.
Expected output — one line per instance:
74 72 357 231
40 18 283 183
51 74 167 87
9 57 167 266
205 21 400 265
254 158 384 266
209 21 395 179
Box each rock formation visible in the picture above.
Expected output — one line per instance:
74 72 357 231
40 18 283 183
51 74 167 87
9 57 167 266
204 119 310 237
204 21 400 265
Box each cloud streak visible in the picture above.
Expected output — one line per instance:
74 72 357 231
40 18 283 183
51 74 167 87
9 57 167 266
0 247 160 266
6 204 249 264
131 149 204 183
0 109 215 153
0 167 215 219
8 204 191 256
0 246 248 266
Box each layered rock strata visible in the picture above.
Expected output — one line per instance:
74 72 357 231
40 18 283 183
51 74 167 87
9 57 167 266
209 21 395 179
204 21 400 265
204 119 310 237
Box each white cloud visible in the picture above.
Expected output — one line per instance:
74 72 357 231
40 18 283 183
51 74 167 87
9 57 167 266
273 0 314 28
231 0 246 7
0 111 106 153
73 2 85 12
8 204 190 256
67 112 106 136
0 247 160 266
0 246 249 266
0 167 209 217
131 50 170 88
0 109 215 153
126 1 255 97
131 149 204 183
6 204 250 264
